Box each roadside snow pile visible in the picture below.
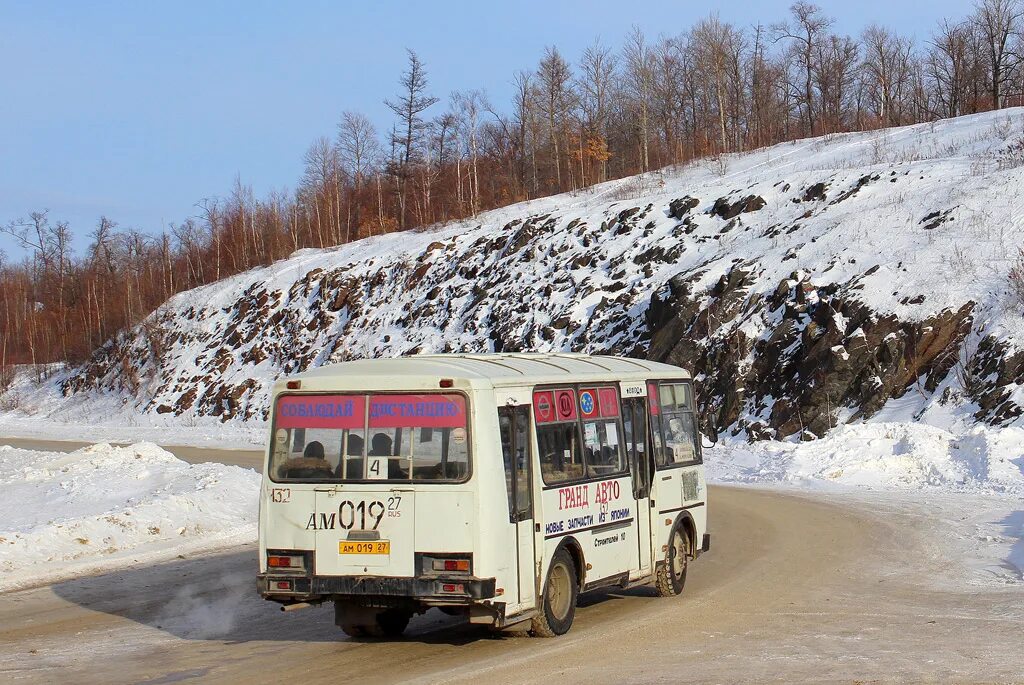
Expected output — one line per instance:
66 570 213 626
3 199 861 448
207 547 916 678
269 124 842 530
0 442 260 592
709 422 1024 495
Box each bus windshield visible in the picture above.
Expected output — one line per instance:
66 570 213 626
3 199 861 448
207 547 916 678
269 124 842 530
269 393 470 483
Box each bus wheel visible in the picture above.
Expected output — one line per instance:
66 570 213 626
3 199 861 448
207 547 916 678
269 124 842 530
656 523 691 597
530 548 578 637
375 609 411 637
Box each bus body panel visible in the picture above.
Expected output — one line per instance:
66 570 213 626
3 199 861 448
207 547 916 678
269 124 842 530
540 474 637 586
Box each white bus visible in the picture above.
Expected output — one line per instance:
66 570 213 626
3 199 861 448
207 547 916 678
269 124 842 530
258 353 710 637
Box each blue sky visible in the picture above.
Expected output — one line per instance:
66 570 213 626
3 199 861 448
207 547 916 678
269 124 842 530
0 0 971 258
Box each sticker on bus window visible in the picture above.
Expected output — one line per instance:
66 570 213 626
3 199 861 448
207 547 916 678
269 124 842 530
598 387 619 417
554 389 578 421
452 427 467 444
647 383 661 415
534 391 555 423
368 394 466 428
579 389 599 418
275 395 366 429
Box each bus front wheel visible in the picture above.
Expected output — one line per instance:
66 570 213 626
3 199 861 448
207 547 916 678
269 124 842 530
530 548 578 637
656 523 691 597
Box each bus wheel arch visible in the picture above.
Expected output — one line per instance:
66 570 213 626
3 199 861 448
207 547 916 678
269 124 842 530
557 537 586 589
674 513 697 557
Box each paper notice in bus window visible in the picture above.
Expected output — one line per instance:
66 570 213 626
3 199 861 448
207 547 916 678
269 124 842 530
605 422 618 445
584 422 598 444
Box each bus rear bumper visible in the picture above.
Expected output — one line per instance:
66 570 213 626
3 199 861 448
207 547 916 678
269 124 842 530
257 573 497 604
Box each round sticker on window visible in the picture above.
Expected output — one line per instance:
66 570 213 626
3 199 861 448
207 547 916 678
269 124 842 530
275 428 288 444
536 394 552 421
452 427 467 444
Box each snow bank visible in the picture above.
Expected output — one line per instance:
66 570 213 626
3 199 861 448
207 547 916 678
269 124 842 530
709 422 1024 495
709 422 1024 584
0 442 260 592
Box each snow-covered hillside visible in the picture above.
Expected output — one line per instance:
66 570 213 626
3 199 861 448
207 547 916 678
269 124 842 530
6 110 1024 440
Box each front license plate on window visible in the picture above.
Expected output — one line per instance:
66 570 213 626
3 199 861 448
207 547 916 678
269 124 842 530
339 540 390 555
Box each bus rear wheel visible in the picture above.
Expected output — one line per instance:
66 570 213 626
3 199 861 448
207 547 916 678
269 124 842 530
530 548 578 637
656 523 691 597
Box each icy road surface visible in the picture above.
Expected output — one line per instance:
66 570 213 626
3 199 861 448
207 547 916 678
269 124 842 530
1 485 1022 684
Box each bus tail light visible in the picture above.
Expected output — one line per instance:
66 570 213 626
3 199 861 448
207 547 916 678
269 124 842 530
268 554 305 570
419 554 472 575
274 580 294 591
439 583 465 594
437 559 471 573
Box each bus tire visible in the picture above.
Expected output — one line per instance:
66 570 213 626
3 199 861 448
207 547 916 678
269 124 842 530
656 522 691 597
530 548 578 637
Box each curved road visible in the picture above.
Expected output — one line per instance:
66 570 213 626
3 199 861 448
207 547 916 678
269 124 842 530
0 445 1022 683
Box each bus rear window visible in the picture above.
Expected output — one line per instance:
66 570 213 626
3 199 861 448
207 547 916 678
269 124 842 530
270 393 470 483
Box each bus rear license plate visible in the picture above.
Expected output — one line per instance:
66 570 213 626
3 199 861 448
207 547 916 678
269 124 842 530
339 541 390 555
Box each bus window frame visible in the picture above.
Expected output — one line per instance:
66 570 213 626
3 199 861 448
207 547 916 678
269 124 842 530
534 383 630 489
648 379 703 470
267 389 474 485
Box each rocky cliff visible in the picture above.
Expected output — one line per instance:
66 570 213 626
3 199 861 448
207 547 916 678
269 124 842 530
32 111 1024 439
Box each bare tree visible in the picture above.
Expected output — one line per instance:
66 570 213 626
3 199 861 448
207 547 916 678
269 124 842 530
774 2 834 135
972 0 1023 108
693 15 746 152
385 49 439 226
452 89 488 215
578 39 618 183
534 46 576 190
862 25 915 125
927 20 977 117
622 27 656 170
337 111 380 240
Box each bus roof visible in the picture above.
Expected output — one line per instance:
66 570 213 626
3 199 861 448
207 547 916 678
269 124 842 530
281 353 689 390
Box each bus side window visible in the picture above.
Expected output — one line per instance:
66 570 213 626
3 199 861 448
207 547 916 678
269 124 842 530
650 382 701 467
499 410 515 520
513 408 532 520
537 422 584 484
499 407 534 521
623 398 649 498
582 419 626 477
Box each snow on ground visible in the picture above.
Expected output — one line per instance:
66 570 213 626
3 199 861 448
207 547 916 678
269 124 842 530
0 442 260 592
0 407 266 450
707 421 1024 584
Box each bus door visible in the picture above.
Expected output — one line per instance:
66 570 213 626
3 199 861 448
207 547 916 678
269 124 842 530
621 384 654 577
647 381 703 548
498 402 536 611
